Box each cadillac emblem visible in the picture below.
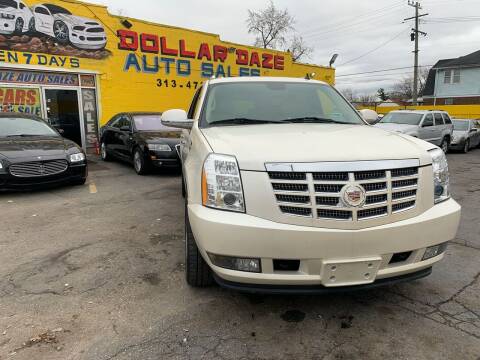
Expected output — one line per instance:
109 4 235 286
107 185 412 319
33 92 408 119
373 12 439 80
342 184 366 207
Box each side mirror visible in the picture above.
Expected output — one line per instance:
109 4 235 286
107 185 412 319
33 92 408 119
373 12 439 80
470 128 477 133
120 125 131 132
359 109 379 125
161 109 193 129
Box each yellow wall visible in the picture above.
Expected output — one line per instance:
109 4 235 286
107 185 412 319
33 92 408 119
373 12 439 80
0 0 334 126
360 105 480 119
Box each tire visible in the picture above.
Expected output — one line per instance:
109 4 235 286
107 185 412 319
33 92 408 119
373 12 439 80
463 139 470 154
53 20 69 44
14 18 24 34
133 148 149 175
28 18 35 32
181 174 186 198
100 142 111 161
185 202 214 287
440 137 450 154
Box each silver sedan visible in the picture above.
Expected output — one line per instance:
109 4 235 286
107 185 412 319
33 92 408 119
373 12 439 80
450 119 480 153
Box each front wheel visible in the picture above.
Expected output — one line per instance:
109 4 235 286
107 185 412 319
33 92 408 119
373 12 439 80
100 142 111 161
133 148 149 175
440 138 450 154
463 139 470 153
185 202 214 287
28 18 35 32
14 18 24 34
53 20 69 44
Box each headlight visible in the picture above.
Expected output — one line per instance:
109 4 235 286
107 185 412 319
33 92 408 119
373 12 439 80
0 13 15 19
70 153 85 163
429 148 450 204
201 153 245 212
148 144 172 152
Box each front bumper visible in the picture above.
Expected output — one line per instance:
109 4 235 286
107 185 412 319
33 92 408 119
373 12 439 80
148 150 180 168
449 138 466 150
188 198 461 288
0 163 87 191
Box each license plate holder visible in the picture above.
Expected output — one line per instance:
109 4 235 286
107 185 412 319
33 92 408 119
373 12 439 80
321 257 382 287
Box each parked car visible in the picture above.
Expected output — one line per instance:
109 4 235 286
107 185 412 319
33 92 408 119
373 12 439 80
0 113 87 190
100 112 181 175
31 3 107 49
0 0 34 35
450 119 480 153
161 77 461 292
375 110 454 153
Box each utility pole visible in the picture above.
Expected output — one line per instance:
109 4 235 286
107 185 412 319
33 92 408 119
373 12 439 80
405 1 428 106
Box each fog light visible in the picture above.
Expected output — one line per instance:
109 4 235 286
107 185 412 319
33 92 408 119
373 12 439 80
422 243 448 260
208 253 261 273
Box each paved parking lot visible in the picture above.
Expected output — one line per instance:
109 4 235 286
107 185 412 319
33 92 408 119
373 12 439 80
1 151 480 360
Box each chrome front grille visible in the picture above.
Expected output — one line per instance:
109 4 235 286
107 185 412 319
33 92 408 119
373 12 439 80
268 160 420 221
9 160 68 178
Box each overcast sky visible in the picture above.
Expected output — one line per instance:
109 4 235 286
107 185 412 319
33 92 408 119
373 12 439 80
90 0 480 95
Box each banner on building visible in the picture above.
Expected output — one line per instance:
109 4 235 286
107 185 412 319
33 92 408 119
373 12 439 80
0 87 42 116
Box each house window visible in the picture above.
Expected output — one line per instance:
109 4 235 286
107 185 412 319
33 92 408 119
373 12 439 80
453 69 461 83
444 70 452 84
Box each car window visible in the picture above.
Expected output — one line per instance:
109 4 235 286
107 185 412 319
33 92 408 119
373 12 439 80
381 112 424 125
19 3 25 9
188 87 202 119
44 4 71 14
116 115 131 130
0 0 17 9
434 113 444 126
442 113 452 124
0 116 58 137
201 82 364 126
134 114 178 131
35 6 49 14
453 121 470 131
423 114 434 127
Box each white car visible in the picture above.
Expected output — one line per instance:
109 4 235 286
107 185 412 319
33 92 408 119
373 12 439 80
31 3 107 50
161 77 461 293
0 0 34 35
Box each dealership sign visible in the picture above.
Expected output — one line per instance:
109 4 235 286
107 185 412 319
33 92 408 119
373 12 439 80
117 30 285 78
0 87 41 115
0 69 79 86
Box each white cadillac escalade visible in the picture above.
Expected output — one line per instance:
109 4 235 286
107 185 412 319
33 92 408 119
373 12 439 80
161 77 461 293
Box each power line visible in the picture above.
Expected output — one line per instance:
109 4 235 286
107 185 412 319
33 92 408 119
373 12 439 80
338 27 410 67
336 65 433 78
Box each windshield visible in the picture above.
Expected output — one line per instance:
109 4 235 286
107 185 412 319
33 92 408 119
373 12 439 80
200 82 364 126
45 4 71 14
134 115 178 131
380 112 424 125
453 120 469 131
0 0 17 8
0 117 58 137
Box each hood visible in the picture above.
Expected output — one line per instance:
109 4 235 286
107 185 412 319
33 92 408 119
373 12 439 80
374 123 419 134
54 14 101 27
201 124 434 171
0 136 73 160
453 130 467 137
138 131 181 142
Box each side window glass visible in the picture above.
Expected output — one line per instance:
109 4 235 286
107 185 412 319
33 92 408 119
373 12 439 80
35 7 49 14
187 87 202 119
423 114 433 127
442 113 452 124
117 116 131 129
434 113 444 126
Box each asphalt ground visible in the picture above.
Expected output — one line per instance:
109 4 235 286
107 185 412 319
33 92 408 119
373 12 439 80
1 150 479 360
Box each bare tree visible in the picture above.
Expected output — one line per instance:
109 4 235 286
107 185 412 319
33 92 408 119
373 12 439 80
390 69 430 100
359 94 377 105
286 34 312 62
247 1 294 49
341 88 357 102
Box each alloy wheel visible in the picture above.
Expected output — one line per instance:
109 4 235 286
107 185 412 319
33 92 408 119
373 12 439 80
15 18 23 33
134 151 142 173
54 21 69 42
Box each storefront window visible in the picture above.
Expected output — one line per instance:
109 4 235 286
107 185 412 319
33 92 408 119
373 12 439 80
0 87 42 116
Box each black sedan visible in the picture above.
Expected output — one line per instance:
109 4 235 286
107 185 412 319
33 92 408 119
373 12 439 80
0 113 88 190
100 112 181 175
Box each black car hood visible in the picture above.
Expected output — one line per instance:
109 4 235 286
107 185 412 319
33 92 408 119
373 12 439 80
0 136 75 160
138 131 181 142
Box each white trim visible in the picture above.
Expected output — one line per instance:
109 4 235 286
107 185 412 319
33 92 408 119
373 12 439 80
0 62 100 74
424 94 480 99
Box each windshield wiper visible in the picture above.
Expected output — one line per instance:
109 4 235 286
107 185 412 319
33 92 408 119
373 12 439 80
282 117 353 124
6 134 46 138
209 118 284 126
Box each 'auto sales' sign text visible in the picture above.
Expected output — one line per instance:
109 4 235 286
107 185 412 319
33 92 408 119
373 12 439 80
118 30 285 78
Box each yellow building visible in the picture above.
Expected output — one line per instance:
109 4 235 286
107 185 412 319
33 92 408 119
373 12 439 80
0 0 335 151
